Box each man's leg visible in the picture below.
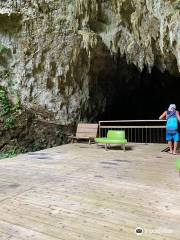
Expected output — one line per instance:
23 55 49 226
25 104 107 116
168 141 173 153
173 133 179 154
173 141 178 154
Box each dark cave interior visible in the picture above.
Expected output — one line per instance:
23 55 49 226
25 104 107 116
96 57 180 121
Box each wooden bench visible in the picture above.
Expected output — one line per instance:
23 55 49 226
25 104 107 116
69 123 98 144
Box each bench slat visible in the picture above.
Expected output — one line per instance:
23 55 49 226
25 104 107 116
77 124 98 129
76 133 96 138
77 129 98 133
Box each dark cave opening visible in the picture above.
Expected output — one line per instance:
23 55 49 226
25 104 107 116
97 58 180 121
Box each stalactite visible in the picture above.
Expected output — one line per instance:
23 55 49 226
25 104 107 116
75 0 99 27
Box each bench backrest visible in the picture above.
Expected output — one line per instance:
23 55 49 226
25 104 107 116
76 123 98 138
107 130 126 139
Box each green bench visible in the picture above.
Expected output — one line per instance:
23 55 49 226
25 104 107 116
176 159 180 177
95 130 127 151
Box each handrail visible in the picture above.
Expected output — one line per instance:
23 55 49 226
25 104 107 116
98 120 166 143
99 120 166 123
100 126 166 128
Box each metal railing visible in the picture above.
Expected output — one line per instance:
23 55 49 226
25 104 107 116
98 120 166 143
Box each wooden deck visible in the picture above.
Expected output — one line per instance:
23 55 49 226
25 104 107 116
0 143 180 240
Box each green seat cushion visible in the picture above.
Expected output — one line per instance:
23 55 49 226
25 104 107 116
95 137 127 144
176 159 180 170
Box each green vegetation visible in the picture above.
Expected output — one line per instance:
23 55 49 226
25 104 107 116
31 143 43 152
0 69 10 80
0 43 11 68
0 88 20 129
0 149 17 159
0 43 20 157
0 43 8 54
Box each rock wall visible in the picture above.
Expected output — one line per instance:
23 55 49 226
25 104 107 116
76 0 180 72
0 0 179 150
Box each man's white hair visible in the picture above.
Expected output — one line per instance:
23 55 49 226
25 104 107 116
168 104 176 111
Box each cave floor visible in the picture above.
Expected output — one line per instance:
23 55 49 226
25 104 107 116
0 143 180 240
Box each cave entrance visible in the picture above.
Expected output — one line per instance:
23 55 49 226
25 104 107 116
95 58 180 121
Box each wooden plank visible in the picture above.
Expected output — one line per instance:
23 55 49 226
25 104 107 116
0 143 179 239
77 129 97 133
77 124 98 129
0 220 60 240
76 133 96 138
0 230 11 240
76 135 90 139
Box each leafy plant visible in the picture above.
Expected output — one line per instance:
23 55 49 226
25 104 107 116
0 43 7 53
31 143 42 152
0 149 17 159
0 89 11 116
0 70 10 80
4 115 15 129
0 88 18 129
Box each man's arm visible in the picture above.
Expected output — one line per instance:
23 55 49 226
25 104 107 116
176 111 180 122
159 111 166 120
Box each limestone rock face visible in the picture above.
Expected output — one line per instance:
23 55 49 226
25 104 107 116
0 0 179 126
75 0 180 73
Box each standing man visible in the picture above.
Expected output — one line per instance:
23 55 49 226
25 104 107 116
159 104 180 155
